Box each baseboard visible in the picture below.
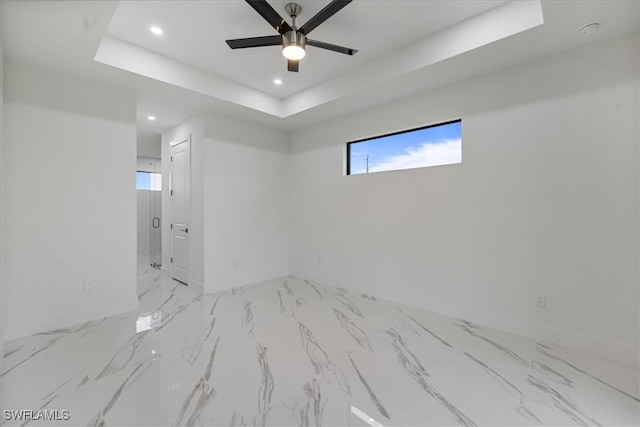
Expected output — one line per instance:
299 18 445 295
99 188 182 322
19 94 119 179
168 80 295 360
191 279 204 293
420 299 639 366
302 271 341 288
206 272 289 295
297 271 639 366
3 298 139 342
527 323 638 366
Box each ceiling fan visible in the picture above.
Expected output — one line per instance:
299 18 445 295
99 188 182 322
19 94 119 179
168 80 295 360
226 0 358 72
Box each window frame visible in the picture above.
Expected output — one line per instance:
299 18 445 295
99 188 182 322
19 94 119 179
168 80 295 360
345 119 462 176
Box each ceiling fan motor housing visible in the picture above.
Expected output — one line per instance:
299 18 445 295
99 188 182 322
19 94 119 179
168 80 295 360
283 30 306 50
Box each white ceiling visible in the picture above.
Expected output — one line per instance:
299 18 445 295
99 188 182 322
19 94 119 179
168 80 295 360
95 0 547 120
106 0 506 98
2 1 639 134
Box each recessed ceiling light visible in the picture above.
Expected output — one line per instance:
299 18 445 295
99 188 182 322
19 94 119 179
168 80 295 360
150 26 163 36
274 79 282 85
147 115 156 121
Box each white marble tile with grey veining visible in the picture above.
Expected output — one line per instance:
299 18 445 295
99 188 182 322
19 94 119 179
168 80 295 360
520 342 640 426
1 269 638 427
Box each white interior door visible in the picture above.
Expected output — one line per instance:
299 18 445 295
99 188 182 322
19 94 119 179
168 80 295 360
170 138 190 285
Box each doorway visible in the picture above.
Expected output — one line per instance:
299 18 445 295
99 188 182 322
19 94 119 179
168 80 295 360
137 158 162 269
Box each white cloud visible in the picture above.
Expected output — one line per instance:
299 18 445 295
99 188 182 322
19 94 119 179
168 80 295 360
369 138 461 173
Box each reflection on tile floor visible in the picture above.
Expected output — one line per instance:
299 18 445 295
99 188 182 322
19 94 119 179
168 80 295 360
1 263 638 426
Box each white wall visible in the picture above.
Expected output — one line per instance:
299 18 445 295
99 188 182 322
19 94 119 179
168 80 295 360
137 133 161 158
0 0 5 366
2 63 138 340
161 112 290 294
203 113 289 293
289 34 639 364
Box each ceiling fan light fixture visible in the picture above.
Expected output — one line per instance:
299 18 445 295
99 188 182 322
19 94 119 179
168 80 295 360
226 1 357 72
282 31 306 60
283 45 305 60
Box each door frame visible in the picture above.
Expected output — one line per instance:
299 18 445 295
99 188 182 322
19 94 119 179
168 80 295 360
169 135 191 286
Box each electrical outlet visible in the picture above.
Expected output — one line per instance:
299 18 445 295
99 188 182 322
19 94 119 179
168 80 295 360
84 281 94 293
535 294 547 308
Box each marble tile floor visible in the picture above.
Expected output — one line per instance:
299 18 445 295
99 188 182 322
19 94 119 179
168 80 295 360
1 265 638 426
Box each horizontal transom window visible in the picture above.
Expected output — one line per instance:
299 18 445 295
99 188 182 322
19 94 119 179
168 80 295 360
346 119 462 175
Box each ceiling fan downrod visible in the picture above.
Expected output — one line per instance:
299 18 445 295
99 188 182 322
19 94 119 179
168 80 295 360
284 3 302 26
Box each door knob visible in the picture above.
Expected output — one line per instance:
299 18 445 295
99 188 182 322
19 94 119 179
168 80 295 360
181 228 189 233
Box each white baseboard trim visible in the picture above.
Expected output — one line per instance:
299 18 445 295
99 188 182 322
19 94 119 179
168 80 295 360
206 273 289 295
527 323 638 366
297 271 639 366
191 279 204 293
4 298 139 342
423 300 638 366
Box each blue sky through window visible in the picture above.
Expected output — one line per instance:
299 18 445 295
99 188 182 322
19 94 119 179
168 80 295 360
137 172 161 191
348 120 461 175
137 172 150 190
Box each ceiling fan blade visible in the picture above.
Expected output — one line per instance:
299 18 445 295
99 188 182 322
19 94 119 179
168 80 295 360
299 0 352 35
226 35 282 49
287 59 299 72
246 0 292 34
306 39 357 55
